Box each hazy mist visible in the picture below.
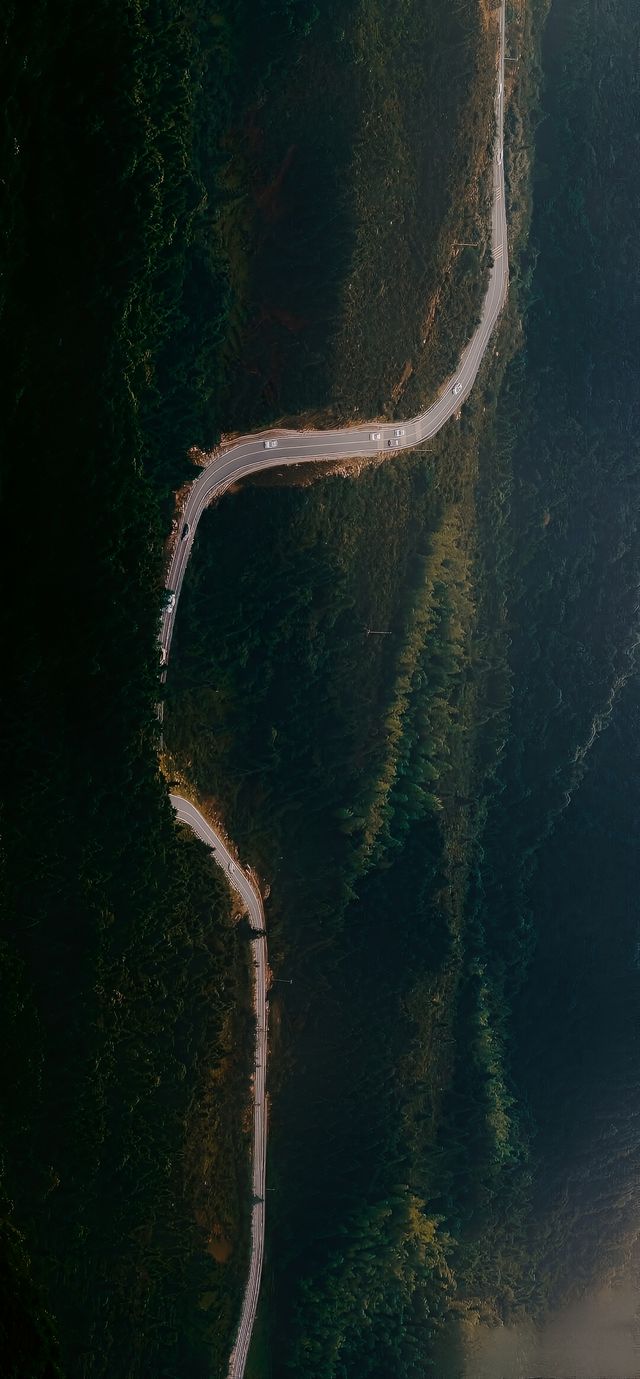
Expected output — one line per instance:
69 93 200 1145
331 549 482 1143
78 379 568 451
464 1284 640 1379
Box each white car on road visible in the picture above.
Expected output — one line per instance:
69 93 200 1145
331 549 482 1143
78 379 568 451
369 431 382 441
388 438 401 448
263 439 278 450
393 427 405 437
452 381 463 397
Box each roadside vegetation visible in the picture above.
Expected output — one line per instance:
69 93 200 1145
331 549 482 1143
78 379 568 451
165 363 527 1374
5 0 638 1371
2 0 497 1368
2 0 251 1372
216 0 497 430
167 0 640 1371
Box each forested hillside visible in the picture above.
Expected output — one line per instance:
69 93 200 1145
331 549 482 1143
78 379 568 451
166 0 640 1371
5 0 638 1371
212 0 496 428
1 0 497 1373
2 1 250 1372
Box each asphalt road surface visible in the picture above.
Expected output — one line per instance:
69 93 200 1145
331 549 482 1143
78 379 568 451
163 5 508 1373
169 795 268 1379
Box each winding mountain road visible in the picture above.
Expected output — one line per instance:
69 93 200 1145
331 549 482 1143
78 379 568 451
169 795 267 1379
163 5 508 1374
